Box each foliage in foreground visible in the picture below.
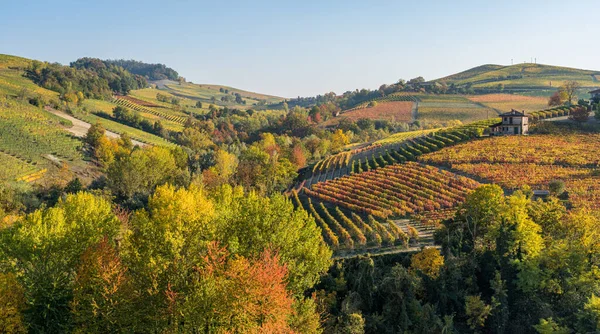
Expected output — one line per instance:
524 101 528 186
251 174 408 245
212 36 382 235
0 184 332 333
314 185 600 333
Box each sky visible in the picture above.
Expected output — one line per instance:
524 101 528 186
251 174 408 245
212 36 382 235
1 0 599 98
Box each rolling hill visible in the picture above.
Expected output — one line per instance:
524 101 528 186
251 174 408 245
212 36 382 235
433 63 600 92
152 79 284 110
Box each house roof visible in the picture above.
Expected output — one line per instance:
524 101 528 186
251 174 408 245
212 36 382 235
589 88 600 94
499 109 527 117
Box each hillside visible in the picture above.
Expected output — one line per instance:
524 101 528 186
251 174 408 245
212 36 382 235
152 79 284 110
434 63 600 92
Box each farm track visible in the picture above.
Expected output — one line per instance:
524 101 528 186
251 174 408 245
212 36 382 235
44 107 147 147
411 101 418 122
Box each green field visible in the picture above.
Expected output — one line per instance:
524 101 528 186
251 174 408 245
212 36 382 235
154 80 284 110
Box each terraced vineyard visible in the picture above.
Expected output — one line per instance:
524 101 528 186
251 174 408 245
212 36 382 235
114 96 188 125
304 162 480 219
291 190 431 252
306 119 497 186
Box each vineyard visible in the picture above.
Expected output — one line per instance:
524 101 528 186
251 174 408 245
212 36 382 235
0 151 38 181
527 105 574 121
0 97 84 182
72 111 177 147
419 134 600 209
327 101 413 124
291 190 436 253
306 119 498 186
345 94 419 111
114 96 188 125
467 93 549 112
304 162 480 219
117 95 163 108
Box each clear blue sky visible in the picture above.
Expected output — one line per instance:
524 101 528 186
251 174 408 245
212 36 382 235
2 0 599 97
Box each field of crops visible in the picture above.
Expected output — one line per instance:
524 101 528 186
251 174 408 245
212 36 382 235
467 94 549 112
0 98 82 164
0 97 85 182
114 96 188 126
415 94 497 123
0 151 38 181
331 101 414 123
291 190 430 252
307 119 498 186
305 162 480 219
419 134 600 208
72 111 177 147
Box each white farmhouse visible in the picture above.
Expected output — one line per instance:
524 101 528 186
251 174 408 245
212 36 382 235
489 109 529 135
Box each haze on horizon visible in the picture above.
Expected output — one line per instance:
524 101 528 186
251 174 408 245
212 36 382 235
2 0 599 98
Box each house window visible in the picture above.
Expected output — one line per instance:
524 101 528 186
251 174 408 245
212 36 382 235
509 117 513 124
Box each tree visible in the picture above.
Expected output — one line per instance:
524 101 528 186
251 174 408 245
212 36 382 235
562 81 580 104
465 295 492 330
410 247 444 279
548 180 565 196
0 273 26 333
456 184 506 249
85 122 105 149
71 238 138 332
106 146 186 207
195 101 203 108
176 244 296 333
1 193 120 332
331 129 350 152
211 186 332 293
548 91 565 107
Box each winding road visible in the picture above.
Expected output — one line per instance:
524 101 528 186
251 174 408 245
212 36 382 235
45 107 147 147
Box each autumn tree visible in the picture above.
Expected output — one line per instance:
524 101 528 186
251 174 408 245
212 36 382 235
71 238 138 332
0 273 26 333
410 247 444 279
84 122 105 149
0 193 120 332
562 81 580 104
548 91 565 106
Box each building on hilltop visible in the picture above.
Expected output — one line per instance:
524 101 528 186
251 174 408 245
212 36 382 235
489 109 529 135
590 88 600 104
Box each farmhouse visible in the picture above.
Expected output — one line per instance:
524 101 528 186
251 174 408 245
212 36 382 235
590 88 600 103
489 109 529 135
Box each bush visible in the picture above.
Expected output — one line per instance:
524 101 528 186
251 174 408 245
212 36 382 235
548 180 565 196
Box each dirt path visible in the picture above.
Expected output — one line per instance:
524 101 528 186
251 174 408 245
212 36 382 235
411 101 418 123
45 107 147 147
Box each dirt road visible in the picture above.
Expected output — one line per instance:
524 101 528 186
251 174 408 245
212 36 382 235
45 107 147 147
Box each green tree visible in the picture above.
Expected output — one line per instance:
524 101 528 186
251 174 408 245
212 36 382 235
106 146 187 207
1 193 120 332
